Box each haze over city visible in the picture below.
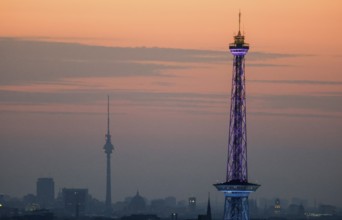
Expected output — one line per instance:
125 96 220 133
1 0 342 213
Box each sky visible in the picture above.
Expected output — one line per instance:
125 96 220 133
1 0 342 208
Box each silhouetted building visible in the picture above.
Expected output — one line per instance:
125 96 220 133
274 198 281 215
127 191 146 214
122 214 160 220
36 178 54 209
249 199 258 217
0 206 18 218
22 209 54 220
62 188 88 217
188 197 196 211
319 204 336 215
291 197 308 208
23 194 39 212
195 196 212 220
198 215 208 220
165 196 176 207
171 212 178 220
287 204 305 217
151 199 166 211
148 197 178 218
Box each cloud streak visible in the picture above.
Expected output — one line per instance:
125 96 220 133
2 38 335 118
1 38 306 85
254 94 342 113
249 79 342 85
1 88 341 118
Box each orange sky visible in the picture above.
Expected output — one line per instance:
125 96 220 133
1 0 342 87
1 0 341 116
1 0 342 53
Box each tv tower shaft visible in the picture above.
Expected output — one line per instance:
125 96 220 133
104 96 114 216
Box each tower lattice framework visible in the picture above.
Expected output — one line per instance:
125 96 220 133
214 12 260 220
227 46 248 183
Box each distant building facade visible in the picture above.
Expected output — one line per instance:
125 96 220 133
121 214 160 220
188 197 196 211
274 198 281 215
319 204 336 215
36 178 54 209
62 188 88 217
127 191 146 214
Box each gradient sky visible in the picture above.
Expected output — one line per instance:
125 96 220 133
1 0 342 207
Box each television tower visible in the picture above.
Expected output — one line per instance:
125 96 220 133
104 95 114 216
214 12 260 220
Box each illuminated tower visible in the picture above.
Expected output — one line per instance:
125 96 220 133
214 12 260 220
104 96 114 216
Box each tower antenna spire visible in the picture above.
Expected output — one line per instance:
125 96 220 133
107 95 110 135
238 10 241 35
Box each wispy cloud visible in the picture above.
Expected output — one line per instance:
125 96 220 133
0 89 227 106
249 111 341 119
254 94 342 113
1 87 341 118
247 51 309 61
2 37 335 118
248 63 292 67
0 38 307 85
249 79 342 85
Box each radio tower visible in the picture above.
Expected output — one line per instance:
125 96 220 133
104 95 114 216
214 12 260 220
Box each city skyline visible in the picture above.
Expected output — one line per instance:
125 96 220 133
1 0 342 208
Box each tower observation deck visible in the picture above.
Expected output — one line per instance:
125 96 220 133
214 12 260 220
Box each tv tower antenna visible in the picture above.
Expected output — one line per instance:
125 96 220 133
214 12 260 220
238 10 241 35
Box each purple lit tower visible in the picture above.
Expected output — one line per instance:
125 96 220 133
214 12 260 220
104 96 114 216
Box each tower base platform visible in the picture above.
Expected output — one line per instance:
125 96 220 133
214 181 260 220
214 181 260 195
